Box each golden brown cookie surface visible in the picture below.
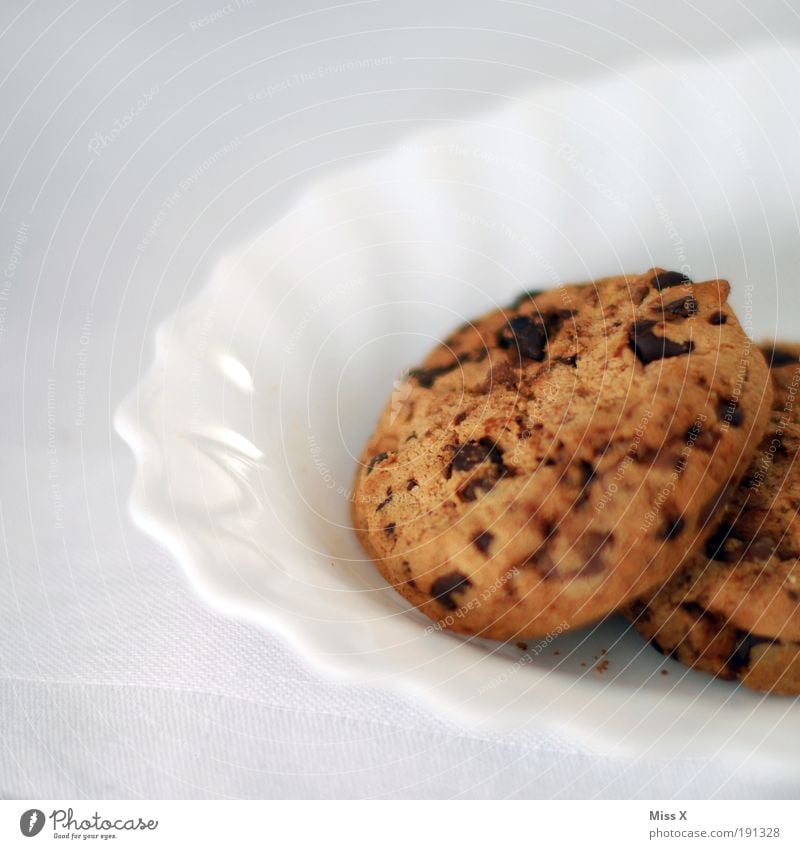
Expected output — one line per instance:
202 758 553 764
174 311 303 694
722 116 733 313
353 269 773 640
625 344 800 694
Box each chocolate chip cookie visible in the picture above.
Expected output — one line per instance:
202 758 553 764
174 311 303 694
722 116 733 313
353 269 773 640
625 344 800 694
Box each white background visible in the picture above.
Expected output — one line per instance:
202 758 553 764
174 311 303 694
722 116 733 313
1 0 799 799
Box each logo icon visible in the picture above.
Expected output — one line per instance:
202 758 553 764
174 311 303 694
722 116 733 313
19 809 45 837
389 377 412 424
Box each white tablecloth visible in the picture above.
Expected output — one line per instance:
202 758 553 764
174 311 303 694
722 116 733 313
2 0 799 799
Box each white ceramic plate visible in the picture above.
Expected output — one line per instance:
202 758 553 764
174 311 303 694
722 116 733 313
116 47 800 770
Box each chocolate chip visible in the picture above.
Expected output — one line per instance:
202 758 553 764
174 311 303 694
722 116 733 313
772 435 788 457
687 421 719 452
557 354 578 367
457 475 497 502
452 437 507 473
574 460 597 507
522 548 559 579
745 537 775 560
681 601 709 619
367 452 389 474
406 478 418 491
473 531 494 554
685 421 703 442
661 515 686 540
544 309 577 332
454 410 468 425
629 320 695 365
728 631 773 674
709 311 727 325
451 438 511 500
376 488 393 512
739 472 761 490
480 360 519 392
718 398 744 427
409 365 450 388
540 519 557 541
508 309 573 358
705 521 738 562
577 530 613 576
765 346 799 368
662 294 699 318
651 271 693 290
403 566 419 591
442 444 457 479
384 522 396 536
431 571 472 610
508 288 543 309
452 439 495 472
409 351 471 388
414 365 446 388
497 315 548 361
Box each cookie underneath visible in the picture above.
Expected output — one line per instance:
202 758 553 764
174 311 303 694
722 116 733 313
625 344 800 695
